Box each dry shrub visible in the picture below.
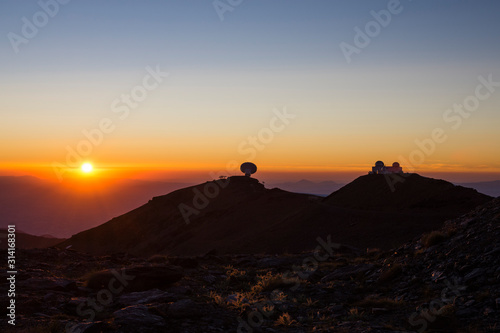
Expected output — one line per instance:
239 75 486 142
421 231 447 248
275 312 297 326
378 264 403 284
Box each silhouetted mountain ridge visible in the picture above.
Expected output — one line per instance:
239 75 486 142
59 176 318 255
0 229 66 249
325 173 490 210
58 173 492 256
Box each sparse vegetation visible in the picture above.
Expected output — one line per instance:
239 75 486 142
148 254 168 263
84 269 115 289
437 303 455 317
274 312 297 326
225 265 247 281
346 307 366 321
250 271 299 294
208 290 225 306
11 196 500 332
421 231 448 248
227 292 251 312
304 297 318 307
378 263 403 283
366 247 382 257
476 290 490 302
355 295 403 309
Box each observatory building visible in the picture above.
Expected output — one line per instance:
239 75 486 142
369 161 403 174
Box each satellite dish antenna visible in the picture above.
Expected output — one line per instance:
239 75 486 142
240 162 257 177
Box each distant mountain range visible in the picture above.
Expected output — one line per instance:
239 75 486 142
0 228 65 250
58 174 492 256
457 180 500 197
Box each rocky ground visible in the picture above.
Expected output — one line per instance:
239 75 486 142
1 198 499 333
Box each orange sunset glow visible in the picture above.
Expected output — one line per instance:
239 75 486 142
2 3 500 331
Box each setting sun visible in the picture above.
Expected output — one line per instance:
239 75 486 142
81 163 93 173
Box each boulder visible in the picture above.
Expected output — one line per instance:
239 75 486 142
321 264 375 282
113 305 166 331
167 299 202 318
119 289 177 306
86 265 183 291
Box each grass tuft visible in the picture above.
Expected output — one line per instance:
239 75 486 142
421 231 448 248
275 312 297 326
378 264 403 283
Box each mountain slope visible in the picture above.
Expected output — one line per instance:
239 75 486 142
59 174 492 256
324 173 490 210
59 176 319 256
9 200 499 332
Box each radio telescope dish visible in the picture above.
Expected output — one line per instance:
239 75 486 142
240 162 257 177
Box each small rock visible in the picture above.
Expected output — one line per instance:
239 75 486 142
167 299 201 318
455 308 477 318
165 285 191 295
86 265 183 291
168 257 198 268
65 321 108 333
484 307 495 316
43 293 57 302
119 289 177 306
113 305 166 330
256 257 296 268
203 275 217 283
321 264 375 281
328 304 344 312
431 270 445 282
464 300 475 307
371 308 389 314
464 268 484 282
20 277 77 291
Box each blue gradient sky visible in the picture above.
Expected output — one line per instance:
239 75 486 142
1 0 499 182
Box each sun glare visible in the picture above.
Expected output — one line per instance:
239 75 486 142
81 163 93 173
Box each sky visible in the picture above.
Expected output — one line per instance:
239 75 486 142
1 0 500 184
